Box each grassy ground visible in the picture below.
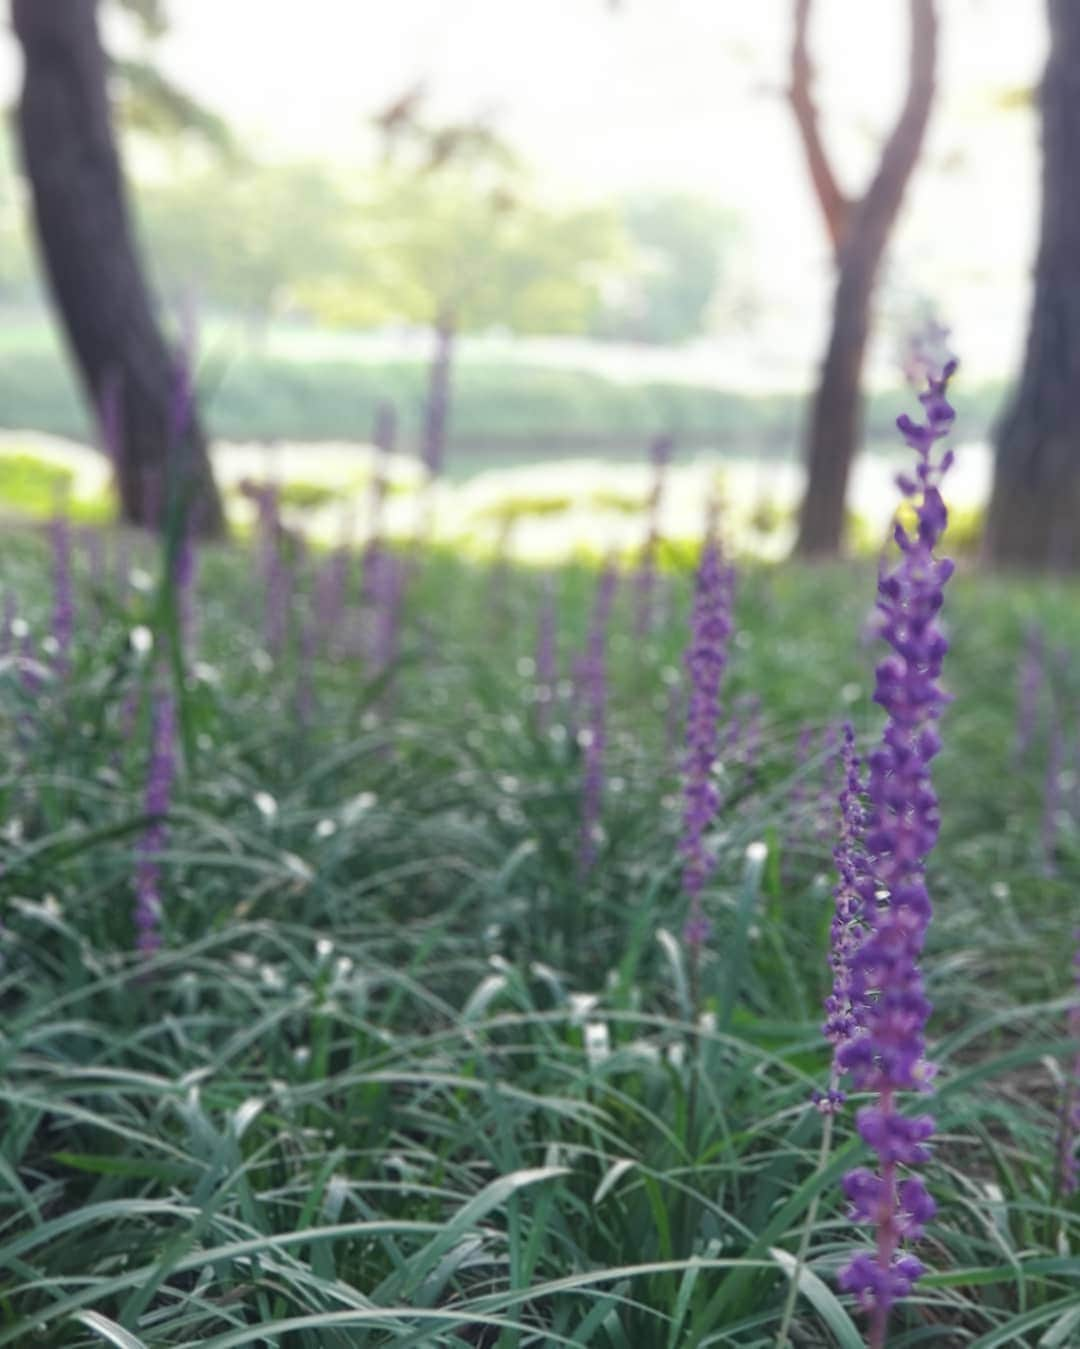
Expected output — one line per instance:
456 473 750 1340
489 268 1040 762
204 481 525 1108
1 518 1079 1346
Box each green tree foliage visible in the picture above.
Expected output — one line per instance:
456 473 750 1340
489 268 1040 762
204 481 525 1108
137 162 359 327
137 159 631 339
596 192 741 344
319 168 629 334
107 0 233 153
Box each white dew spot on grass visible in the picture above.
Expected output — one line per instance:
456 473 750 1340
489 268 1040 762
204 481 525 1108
130 625 153 655
254 791 278 820
585 1020 611 1067
342 791 377 825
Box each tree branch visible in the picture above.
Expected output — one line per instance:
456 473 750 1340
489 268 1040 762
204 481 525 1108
856 0 938 251
789 0 851 256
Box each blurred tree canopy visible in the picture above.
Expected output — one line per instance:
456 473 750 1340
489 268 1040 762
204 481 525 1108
138 162 357 329
137 159 635 340
134 159 749 349
593 192 740 344
108 0 233 153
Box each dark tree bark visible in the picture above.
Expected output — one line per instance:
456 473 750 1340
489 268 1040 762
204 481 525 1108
985 1 1080 570
12 0 224 535
792 0 938 557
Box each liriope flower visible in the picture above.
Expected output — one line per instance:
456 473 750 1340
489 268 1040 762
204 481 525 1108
1014 623 1044 763
835 360 957 1343
534 577 559 732
680 529 735 948
822 723 872 1072
49 511 74 676
634 433 673 638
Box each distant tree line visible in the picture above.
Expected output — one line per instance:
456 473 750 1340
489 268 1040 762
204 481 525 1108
6 0 1079 569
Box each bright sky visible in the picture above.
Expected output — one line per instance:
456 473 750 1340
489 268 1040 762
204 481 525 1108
0 1 1049 381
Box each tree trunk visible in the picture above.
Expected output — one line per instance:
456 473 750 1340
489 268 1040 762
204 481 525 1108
985 0 1080 570
421 312 455 479
792 0 938 557
796 256 875 555
12 0 224 536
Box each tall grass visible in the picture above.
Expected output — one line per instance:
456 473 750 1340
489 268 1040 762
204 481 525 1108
0 523 1078 1345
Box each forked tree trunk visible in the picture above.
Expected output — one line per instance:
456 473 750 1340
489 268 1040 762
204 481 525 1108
985 0 1080 570
792 0 938 557
12 0 224 535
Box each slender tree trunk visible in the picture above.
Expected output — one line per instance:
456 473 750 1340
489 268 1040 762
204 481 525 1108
985 0 1080 570
792 0 938 558
421 312 455 479
12 0 224 535
797 252 876 554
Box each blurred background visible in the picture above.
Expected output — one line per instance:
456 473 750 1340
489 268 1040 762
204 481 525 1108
0 1 1060 563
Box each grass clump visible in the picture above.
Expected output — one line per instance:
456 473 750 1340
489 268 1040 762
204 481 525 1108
0 524 1078 1345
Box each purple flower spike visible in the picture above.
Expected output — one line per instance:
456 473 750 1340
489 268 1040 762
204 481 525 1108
1043 703 1064 877
535 577 559 732
634 433 673 638
370 549 407 684
253 486 291 657
316 547 351 654
1014 624 1044 764
577 563 618 875
823 723 872 1056
679 528 735 948
133 677 177 956
835 360 957 1344
0 592 15 658
296 613 317 726
173 528 198 662
49 511 74 676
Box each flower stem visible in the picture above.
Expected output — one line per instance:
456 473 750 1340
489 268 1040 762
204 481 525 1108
774 1087 837 1349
